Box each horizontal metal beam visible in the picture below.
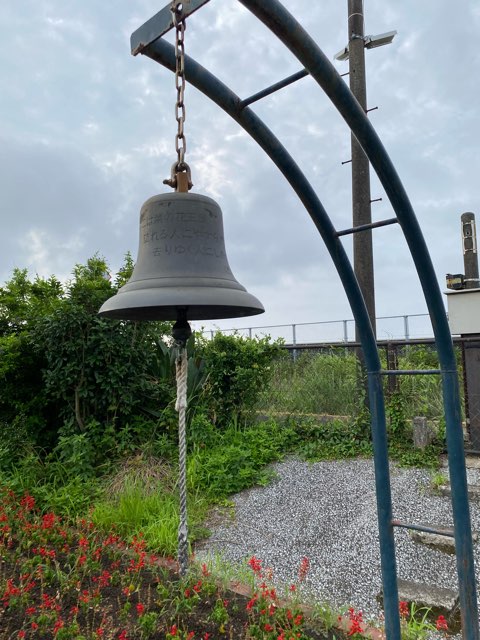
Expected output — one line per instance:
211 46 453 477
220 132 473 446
130 0 211 56
336 217 398 237
240 68 309 108
392 521 455 538
380 369 444 376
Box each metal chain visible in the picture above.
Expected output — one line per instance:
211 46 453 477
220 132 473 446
173 2 186 170
163 1 192 191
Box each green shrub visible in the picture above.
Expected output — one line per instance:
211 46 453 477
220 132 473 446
187 419 296 499
198 333 281 428
0 255 173 457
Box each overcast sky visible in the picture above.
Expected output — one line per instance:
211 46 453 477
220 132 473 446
1 1 478 342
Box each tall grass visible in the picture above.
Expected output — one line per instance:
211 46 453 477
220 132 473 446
258 345 461 421
91 462 210 556
258 349 359 417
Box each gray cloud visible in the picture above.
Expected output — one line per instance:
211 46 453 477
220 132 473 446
0 0 478 340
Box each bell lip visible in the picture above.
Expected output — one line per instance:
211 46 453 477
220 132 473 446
99 304 265 321
98 287 264 322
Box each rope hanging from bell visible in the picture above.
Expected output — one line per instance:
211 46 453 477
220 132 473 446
172 309 192 576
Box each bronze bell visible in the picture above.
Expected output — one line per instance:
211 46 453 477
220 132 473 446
99 191 264 321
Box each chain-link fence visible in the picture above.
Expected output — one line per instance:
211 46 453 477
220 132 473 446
256 338 473 447
461 337 480 452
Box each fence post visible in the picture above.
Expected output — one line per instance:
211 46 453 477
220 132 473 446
386 343 399 396
248 327 252 339
292 324 298 362
343 319 349 342
403 315 410 340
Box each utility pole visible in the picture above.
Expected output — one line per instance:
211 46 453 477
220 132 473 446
335 2 396 344
348 0 376 341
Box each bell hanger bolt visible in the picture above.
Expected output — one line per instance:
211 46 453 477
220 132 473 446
163 161 194 192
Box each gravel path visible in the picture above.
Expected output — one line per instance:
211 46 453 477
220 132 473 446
195 457 480 634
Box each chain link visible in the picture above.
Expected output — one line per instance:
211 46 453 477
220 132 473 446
173 2 186 169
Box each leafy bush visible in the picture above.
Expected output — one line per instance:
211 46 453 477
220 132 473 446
293 416 372 461
197 333 281 428
0 255 173 457
187 419 297 499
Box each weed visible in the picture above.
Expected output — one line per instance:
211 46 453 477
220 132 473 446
430 470 449 493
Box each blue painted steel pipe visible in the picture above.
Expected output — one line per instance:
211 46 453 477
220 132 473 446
236 2 478 637
143 36 401 640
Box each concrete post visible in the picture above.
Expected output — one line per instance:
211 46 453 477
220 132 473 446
461 212 480 448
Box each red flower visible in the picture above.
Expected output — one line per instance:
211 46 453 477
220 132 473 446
41 512 57 530
436 615 448 631
293 613 303 626
264 623 273 632
193 580 202 593
118 631 128 640
348 608 364 636
136 602 145 616
201 563 210 577
169 625 178 636
248 556 262 574
298 556 310 582
20 494 35 511
17 632 26 639
53 619 64 634
31 622 39 630
399 600 409 619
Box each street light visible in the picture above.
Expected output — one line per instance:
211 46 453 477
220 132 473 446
364 30 397 50
334 30 397 61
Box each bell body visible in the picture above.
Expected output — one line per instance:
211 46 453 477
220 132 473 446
99 192 264 321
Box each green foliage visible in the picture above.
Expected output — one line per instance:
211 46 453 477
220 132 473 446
92 475 209 557
144 335 207 427
31 256 168 437
0 270 63 452
0 448 100 517
293 416 372 461
198 333 281 428
386 392 409 439
0 255 173 458
389 440 442 469
258 349 361 417
187 418 297 499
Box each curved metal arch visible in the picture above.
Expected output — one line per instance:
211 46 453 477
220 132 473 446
137 3 478 637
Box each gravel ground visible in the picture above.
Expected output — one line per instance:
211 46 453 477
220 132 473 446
195 457 480 636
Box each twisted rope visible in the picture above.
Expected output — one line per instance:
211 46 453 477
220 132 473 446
175 346 189 576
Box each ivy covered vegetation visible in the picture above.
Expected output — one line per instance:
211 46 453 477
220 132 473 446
0 255 449 638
